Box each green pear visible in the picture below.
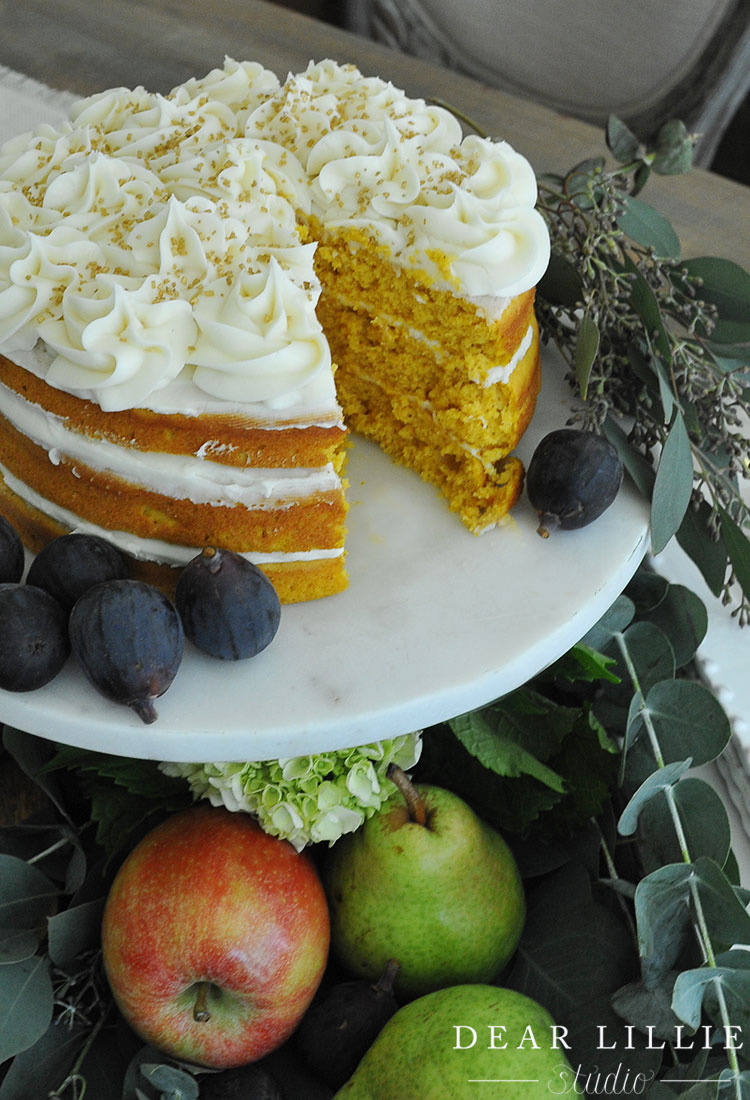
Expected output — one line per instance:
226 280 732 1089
331 984 574 1099
323 767 525 1000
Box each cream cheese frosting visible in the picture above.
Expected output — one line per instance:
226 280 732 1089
0 57 549 414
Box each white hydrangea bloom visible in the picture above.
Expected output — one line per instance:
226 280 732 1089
160 732 422 851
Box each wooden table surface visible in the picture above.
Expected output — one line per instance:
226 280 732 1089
0 0 748 268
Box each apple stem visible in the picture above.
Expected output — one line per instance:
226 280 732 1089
193 981 212 1023
386 764 427 827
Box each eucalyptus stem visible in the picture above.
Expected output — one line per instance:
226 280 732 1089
662 785 692 865
615 632 743 1097
51 1006 109 1099
27 836 71 864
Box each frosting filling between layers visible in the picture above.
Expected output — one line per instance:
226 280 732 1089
0 380 342 509
0 464 344 566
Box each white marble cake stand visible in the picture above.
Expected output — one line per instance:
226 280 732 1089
0 350 650 762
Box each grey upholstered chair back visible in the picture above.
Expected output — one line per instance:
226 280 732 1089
347 0 750 165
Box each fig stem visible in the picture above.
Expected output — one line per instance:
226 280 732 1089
200 545 222 574
130 698 158 725
374 958 400 996
193 981 212 1023
386 764 427 826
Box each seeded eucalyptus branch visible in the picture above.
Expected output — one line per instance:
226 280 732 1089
532 116 750 624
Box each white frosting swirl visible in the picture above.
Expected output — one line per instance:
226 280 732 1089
172 57 280 127
0 56 549 412
406 189 550 296
39 275 197 411
190 257 331 404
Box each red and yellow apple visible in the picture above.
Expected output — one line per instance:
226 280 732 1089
101 805 330 1068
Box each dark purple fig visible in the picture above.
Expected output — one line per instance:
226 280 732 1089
0 516 24 584
526 428 624 537
175 547 281 661
293 961 400 1089
198 1063 283 1100
0 583 69 691
26 533 127 614
68 579 183 723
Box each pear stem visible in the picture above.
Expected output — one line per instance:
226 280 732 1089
386 764 427 826
193 981 212 1023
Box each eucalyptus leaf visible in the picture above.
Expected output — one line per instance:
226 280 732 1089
624 254 671 362
47 897 105 971
717 1070 750 1099
718 506 750 604
678 257 750 344
625 567 669 613
637 778 732 872
0 956 53 1062
651 120 694 175
705 339 750 382
575 312 600 399
672 966 750 1031
602 416 657 498
618 760 693 836
580 594 636 652
0 854 58 930
506 861 633 1023
639 583 708 668
617 195 681 259
0 928 40 965
123 1047 174 1100
632 161 652 196
140 1063 200 1099
691 857 750 952
676 502 728 599
537 250 584 308
0 1019 86 1100
634 856 750 988
606 115 641 162
635 862 700 985
631 680 732 767
653 355 677 424
651 411 694 554
612 621 676 702
611 973 682 1041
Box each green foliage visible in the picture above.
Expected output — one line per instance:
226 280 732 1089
45 747 193 862
535 115 750 624
416 661 619 836
419 565 750 1095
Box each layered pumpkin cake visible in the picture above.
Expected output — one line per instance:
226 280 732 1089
0 58 549 602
